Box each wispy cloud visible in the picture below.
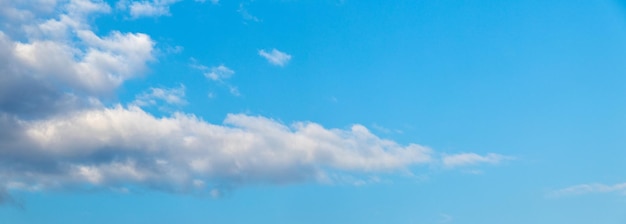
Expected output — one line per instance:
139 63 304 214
442 153 511 168
238 2 260 22
190 60 239 96
195 0 219 4
132 84 187 108
118 0 181 19
371 124 403 134
259 48 292 66
228 85 241 96
205 65 235 81
550 182 626 197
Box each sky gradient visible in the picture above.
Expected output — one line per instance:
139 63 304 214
1 0 626 223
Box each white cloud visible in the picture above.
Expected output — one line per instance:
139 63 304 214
0 106 433 193
132 84 187 108
259 48 292 66
195 0 219 4
1 0 155 95
120 0 180 19
14 30 154 94
550 182 626 197
0 0 154 125
205 65 235 81
238 2 260 23
0 0 512 201
66 0 111 16
442 153 510 168
191 61 240 96
164 45 183 54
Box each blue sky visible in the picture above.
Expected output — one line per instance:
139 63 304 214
1 0 626 223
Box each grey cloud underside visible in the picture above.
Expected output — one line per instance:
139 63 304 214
0 32 95 119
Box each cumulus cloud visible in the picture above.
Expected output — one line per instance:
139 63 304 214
0 106 433 194
0 33 81 118
259 48 292 66
0 0 155 96
0 0 153 120
442 153 511 168
15 30 154 93
550 182 626 197
0 0 511 203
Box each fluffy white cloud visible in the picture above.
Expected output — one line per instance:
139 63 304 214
14 30 154 93
259 48 291 66
442 153 510 168
0 0 154 123
1 106 433 193
0 0 511 201
550 182 626 197
1 0 155 95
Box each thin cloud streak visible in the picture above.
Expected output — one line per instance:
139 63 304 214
550 182 626 197
259 48 292 66
442 153 512 168
121 0 181 19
